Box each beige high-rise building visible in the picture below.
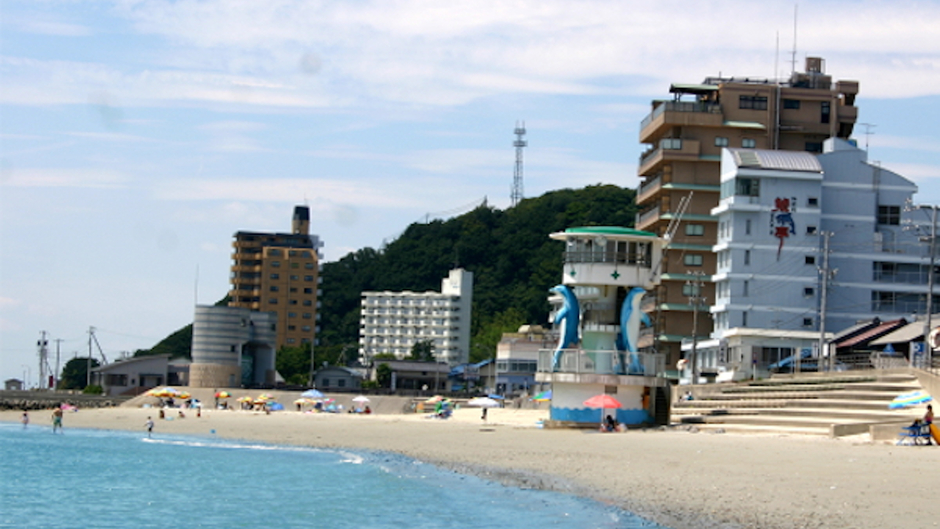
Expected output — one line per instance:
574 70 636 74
635 57 858 367
229 206 323 350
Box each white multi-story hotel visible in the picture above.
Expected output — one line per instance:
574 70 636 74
358 269 473 366
692 138 936 380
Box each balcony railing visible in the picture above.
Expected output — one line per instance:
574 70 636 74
537 349 664 377
637 174 662 200
562 250 651 267
637 206 661 226
639 101 723 130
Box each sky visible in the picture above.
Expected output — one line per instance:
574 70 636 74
2 0 939 386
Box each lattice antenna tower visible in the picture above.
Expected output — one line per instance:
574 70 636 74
511 121 526 207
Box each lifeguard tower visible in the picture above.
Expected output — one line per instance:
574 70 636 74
535 227 669 427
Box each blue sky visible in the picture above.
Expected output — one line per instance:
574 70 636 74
2 0 939 385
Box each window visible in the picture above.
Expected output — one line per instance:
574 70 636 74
288 312 297 318
304 288 313 294
739 95 768 110
806 225 818 235
303 299 312 306
783 99 801 109
290 275 299 281
807 197 819 207
821 101 831 123
745 219 752 235
269 285 279 292
682 283 701 296
803 318 814 327
661 138 682 150
304 275 314 281
744 250 751 265
302 325 311 332
270 273 279 280
742 311 748 327
288 325 296 331
742 138 756 148
303 313 312 319
878 205 901 225
289 299 297 305
735 177 760 196
271 261 280 267
268 298 278 304
715 136 729 147
805 256 816 265
684 254 703 266
805 142 823 153
743 280 749 297
804 287 815 297
685 224 705 236
305 262 315 269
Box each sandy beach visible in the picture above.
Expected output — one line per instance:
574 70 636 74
4 396 938 529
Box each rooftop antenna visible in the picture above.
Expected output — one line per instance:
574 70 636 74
790 4 799 75
858 123 876 152
511 121 526 207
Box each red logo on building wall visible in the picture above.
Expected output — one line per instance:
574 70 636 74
770 198 795 259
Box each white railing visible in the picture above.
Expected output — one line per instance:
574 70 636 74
537 349 664 376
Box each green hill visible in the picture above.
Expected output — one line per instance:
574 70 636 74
137 185 638 364
318 184 638 363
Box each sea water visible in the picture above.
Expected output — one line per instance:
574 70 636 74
0 424 666 528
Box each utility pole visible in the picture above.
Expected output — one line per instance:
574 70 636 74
686 271 706 384
37 331 49 390
817 232 835 372
905 201 938 368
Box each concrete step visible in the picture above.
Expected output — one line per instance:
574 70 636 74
678 423 832 436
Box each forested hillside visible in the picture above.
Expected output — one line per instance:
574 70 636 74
135 185 638 366
317 184 639 363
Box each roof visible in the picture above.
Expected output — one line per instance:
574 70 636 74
836 319 907 348
870 322 929 345
669 83 718 94
728 148 822 173
558 226 657 238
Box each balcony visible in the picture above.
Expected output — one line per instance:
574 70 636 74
638 138 701 176
636 205 661 230
640 101 723 143
537 349 664 377
637 174 662 204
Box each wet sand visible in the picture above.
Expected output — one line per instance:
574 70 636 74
4 400 938 529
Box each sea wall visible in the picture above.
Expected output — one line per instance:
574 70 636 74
0 390 129 411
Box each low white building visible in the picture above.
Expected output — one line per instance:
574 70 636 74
359 268 473 366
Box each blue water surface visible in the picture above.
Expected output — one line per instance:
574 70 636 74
0 423 666 528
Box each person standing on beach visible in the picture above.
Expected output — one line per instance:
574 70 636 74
21 410 29 429
51 408 63 433
145 417 154 438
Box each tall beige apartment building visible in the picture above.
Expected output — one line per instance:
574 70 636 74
635 57 858 367
229 206 323 350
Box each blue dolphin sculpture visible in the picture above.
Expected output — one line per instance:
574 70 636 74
550 285 580 371
620 287 651 374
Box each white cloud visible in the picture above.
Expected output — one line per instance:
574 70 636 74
0 168 129 188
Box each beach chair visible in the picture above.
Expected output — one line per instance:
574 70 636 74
897 423 933 446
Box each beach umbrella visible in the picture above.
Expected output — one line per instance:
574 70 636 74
301 389 324 399
352 395 370 403
889 391 933 409
583 394 622 423
215 391 231 399
177 391 191 400
531 390 552 401
487 394 505 400
236 396 253 403
256 393 276 401
425 395 445 404
467 397 500 408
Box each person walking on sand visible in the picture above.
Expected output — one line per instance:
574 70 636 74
51 408 63 433
21 410 29 429
925 404 934 425
145 416 154 438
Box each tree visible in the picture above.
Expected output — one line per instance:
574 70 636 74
276 343 311 385
375 363 392 388
409 339 436 362
59 357 99 390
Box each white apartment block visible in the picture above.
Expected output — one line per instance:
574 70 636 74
359 269 473 366
692 138 936 380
